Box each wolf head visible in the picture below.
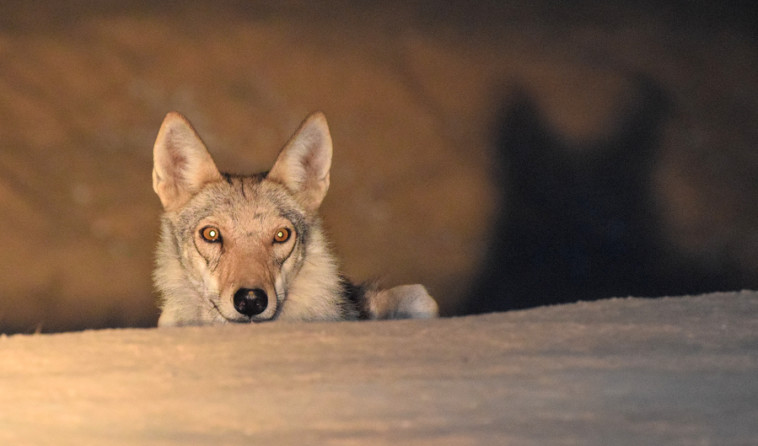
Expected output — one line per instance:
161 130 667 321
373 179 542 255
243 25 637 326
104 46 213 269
152 112 348 326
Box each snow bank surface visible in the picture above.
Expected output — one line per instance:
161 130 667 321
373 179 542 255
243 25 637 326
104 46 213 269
1 291 756 445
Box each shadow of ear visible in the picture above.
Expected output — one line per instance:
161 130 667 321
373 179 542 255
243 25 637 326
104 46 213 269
463 76 738 314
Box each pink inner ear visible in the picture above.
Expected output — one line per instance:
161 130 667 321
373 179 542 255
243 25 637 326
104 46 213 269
296 123 331 185
302 147 321 180
165 132 189 182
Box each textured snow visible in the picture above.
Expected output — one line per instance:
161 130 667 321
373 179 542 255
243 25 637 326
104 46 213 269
1 291 756 444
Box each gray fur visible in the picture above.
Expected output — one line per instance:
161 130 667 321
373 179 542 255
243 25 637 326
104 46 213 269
152 111 438 326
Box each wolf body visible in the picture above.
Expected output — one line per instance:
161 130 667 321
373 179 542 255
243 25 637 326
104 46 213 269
152 111 438 326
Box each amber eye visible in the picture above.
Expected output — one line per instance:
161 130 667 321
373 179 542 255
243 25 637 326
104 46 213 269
273 227 291 243
200 226 222 243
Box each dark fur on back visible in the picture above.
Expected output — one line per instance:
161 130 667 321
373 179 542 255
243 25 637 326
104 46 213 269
340 277 372 320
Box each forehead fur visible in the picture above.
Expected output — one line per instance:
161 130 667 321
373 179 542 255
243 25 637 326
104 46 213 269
170 172 309 234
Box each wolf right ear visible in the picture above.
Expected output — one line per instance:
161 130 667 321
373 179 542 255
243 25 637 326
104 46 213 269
152 112 222 211
267 112 333 212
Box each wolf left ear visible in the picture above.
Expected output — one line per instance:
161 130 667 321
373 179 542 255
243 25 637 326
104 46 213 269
267 112 333 212
152 112 222 211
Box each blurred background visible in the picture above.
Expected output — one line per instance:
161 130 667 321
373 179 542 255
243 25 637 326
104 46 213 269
0 1 756 333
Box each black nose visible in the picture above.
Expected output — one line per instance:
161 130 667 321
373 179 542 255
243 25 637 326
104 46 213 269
233 288 268 317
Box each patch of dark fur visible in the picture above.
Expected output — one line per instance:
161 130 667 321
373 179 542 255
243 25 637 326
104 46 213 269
340 277 371 320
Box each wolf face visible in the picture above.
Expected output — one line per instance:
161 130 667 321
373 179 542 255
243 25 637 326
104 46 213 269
152 112 350 326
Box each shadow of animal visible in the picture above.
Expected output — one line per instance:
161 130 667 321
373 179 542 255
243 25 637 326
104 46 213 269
465 77 739 313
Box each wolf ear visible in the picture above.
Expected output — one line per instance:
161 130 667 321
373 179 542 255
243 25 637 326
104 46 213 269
267 112 332 211
152 112 222 211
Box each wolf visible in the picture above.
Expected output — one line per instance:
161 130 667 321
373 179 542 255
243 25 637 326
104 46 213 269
152 111 438 326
